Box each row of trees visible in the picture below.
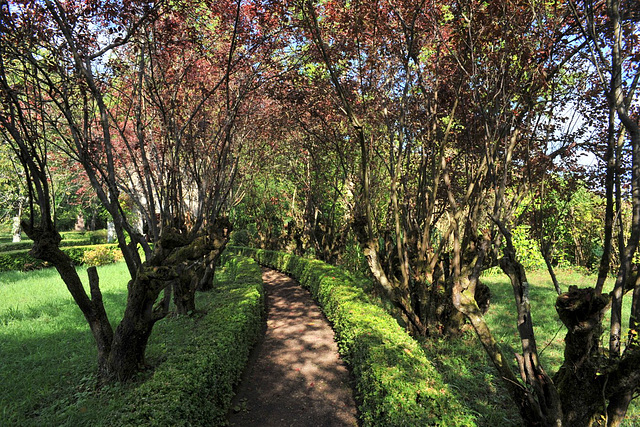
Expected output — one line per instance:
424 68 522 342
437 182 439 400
1 0 639 425
236 0 640 425
0 0 281 380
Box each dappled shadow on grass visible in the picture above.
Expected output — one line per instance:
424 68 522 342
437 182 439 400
421 332 522 427
418 273 566 427
0 327 112 426
422 270 604 426
0 290 128 328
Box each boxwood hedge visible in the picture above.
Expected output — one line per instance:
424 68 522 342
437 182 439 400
0 238 95 253
114 254 265 426
230 247 476 427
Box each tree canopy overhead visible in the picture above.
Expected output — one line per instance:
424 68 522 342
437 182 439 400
1 0 640 424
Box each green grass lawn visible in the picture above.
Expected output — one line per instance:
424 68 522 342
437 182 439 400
422 268 640 426
3 262 640 426
0 260 262 426
0 263 130 425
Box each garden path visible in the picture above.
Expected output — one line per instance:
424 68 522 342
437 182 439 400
227 268 359 427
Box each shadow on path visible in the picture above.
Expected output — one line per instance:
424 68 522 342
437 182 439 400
227 268 358 427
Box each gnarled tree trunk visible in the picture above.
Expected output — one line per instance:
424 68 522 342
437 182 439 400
171 220 232 314
105 265 173 381
22 224 115 379
554 286 610 426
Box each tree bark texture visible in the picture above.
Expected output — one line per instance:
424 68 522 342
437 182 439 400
171 220 231 314
22 224 115 378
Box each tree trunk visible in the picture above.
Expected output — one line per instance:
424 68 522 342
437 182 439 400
197 261 217 292
542 243 562 295
554 287 609 425
105 273 169 381
22 224 115 379
172 219 231 314
174 273 197 315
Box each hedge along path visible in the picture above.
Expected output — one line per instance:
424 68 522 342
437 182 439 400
230 248 476 426
228 267 359 427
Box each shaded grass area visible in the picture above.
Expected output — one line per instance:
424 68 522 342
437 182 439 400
423 268 640 426
5 252 640 426
0 255 264 426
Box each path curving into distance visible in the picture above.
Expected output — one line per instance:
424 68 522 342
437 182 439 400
227 268 358 427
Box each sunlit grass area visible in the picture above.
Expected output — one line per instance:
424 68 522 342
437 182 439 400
422 268 639 426
0 263 130 425
4 261 640 426
0 260 262 426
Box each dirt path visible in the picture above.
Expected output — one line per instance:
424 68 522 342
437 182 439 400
227 268 358 427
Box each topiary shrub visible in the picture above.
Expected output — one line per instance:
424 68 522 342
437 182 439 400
87 230 108 244
0 233 93 253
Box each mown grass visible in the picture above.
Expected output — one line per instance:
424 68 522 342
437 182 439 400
0 258 263 426
423 268 640 426
4 257 640 426
0 263 129 426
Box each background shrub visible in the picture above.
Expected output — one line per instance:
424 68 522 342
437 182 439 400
87 230 108 244
0 244 120 272
82 246 124 267
229 229 251 246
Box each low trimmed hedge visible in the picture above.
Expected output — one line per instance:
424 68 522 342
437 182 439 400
0 244 119 272
114 255 265 426
0 238 93 253
0 230 109 252
231 247 476 427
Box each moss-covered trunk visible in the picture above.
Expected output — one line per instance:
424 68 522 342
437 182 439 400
554 287 610 425
105 270 169 381
172 220 231 314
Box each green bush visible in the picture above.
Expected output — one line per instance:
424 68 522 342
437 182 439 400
115 255 264 426
0 241 33 252
82 246 124 266
87 229 108 244
511 225 546 270
0 244 120 272
230 247 476 427
229 229 251 246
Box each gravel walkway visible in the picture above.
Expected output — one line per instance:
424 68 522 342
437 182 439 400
227 268 359 427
